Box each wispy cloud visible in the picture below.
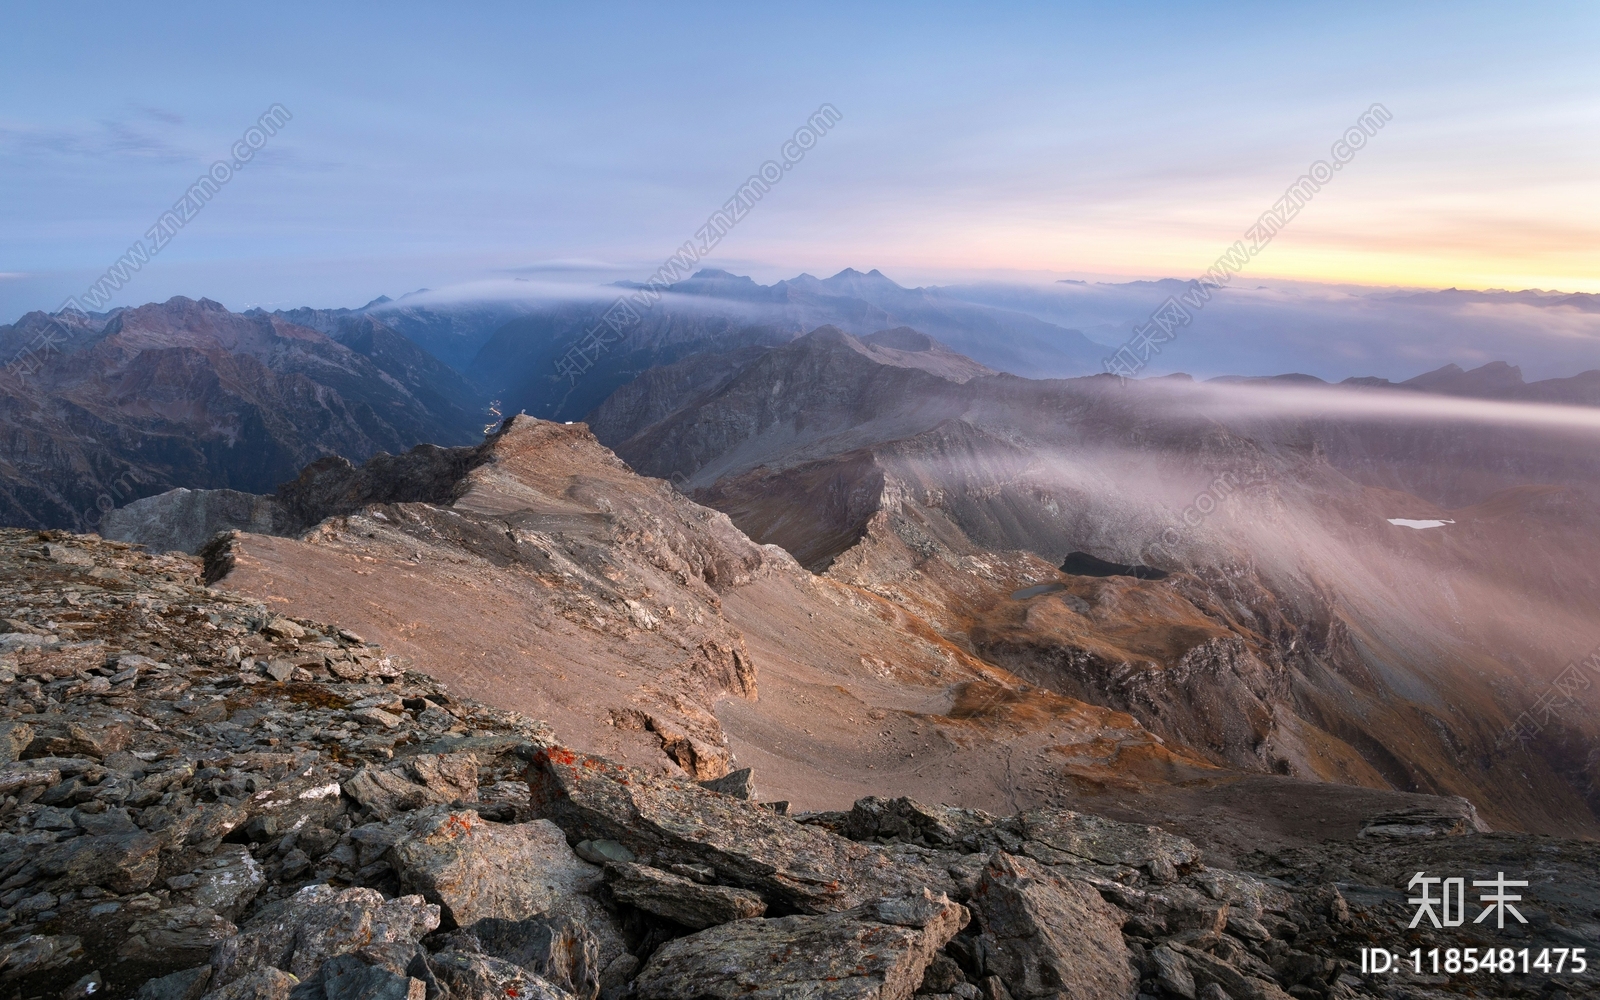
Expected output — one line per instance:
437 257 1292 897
1154 378 1600 433
0 105 195 162
942 279 1600 381
496 258 629 275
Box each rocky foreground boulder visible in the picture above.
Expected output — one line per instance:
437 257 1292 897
0 529 1595 999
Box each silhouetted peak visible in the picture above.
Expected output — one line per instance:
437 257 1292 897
1404 361 1524 392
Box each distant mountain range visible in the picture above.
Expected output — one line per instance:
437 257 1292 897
272 293 540 372
4 280 1596 835
77 318 1600 840
0 296 484 529
2 272 1596 532
586 326 1600 835
1332 359 1600 405
467 267 1109 422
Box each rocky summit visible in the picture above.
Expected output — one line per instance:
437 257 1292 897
0 531 1594 999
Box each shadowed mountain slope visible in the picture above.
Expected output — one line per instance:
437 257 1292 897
466 268 1100 422
0 297 484 530
588 333 1600 837
99 416 1496 864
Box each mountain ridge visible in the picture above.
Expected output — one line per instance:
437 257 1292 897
587 331 1600 836
0 296 485 530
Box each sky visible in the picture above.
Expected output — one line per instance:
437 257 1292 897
2 1 1598 321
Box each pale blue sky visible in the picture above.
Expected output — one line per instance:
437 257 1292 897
2 2 1597 318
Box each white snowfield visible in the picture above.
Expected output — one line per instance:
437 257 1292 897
1387 518 1456 529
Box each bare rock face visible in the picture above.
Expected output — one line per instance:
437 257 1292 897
1357 800 1490 839
209 885 439 986
0 721 34 765
100 489 296 556
605 862 766 929
436 915 600 1000
294 953 429 1000
0 934 84 980
120 906 240 968
37 829 166 893
524 745 955 914
968 853 1135 1000
386 810 603 929
697 767 755 800
842 796 1007 851
420 950 575 1000
134 966 214 1000
1016 808 1200 873
343 768 448 820
199 965 298 1000
1167 942 1295 1000
405 752 479 802
634 889 969 1000
647 717 731 781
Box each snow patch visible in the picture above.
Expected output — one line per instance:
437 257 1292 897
1387 518 1455 530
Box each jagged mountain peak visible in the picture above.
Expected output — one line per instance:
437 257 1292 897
1403 359 1525 392
670 269 768 298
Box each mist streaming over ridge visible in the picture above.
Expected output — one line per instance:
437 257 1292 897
6 7 1600 996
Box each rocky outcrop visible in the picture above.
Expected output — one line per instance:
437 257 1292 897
209 884 439 985
386 810 605 929
1 530 1597 1000
103 442 487 556
968 853 1135 999
1016 808 1201 874
633 889 968 1000
433 915 600 1000
604 862 766 929
100 490 296 557
524 745 956 913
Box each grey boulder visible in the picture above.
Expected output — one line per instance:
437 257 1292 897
696 767 755 800
969 853 1136 1000
634 889 968 1000
386 809 602 928
443 915 600 1000
210 885 440 986
525 745 953 914
300 954 428 1000
606 862 766 929
200 966 299 1000
423 951 576 1000
135 967 214 1000
1018 808 1199 872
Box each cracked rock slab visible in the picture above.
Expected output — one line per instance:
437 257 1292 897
606 862 766 929
1018 808 1200 870
444 915 600 1000
387 809 603 928
969 852 1135 1000
423 951 576 1000
525 745 954 913
634 889 969 1000
210 885 440 986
